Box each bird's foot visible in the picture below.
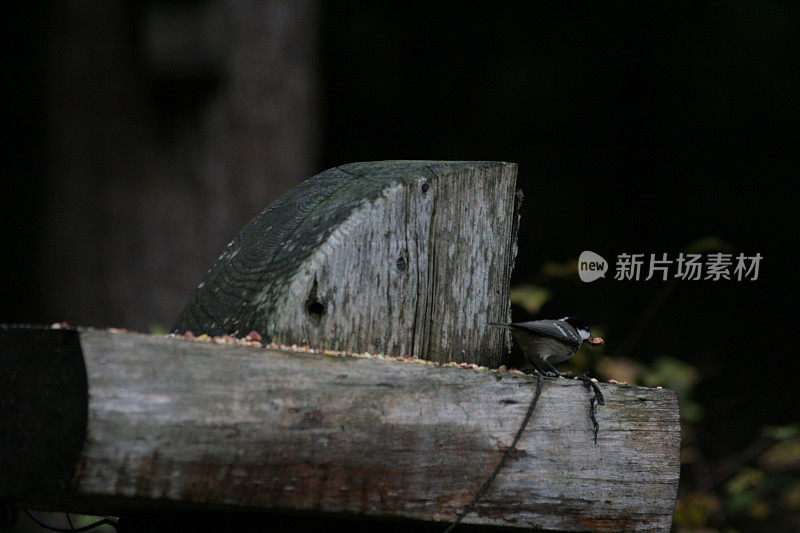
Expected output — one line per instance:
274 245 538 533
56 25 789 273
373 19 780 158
533 369 565 378
541 361 573 378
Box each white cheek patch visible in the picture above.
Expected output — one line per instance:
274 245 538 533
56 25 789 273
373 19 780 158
579 329 591 341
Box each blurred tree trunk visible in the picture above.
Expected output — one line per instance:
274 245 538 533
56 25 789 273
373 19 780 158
41 0 319 331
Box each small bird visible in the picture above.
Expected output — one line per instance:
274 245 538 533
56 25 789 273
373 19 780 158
489 317 604 375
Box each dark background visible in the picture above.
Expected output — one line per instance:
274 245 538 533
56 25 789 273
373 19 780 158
4 1 798 530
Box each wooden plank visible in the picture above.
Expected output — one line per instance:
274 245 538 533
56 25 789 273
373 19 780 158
2 328 680 531
173 161 520 367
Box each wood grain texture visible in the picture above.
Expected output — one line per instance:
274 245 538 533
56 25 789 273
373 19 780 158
4 329 680 531
173 161 520 367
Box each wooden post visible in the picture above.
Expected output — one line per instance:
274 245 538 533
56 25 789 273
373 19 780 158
1 327 680 531
173 161 521 367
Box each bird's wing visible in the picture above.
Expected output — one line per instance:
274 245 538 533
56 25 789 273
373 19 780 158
508 320 583 347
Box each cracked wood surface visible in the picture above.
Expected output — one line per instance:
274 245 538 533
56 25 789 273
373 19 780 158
2 328 680 531
173 161 520 367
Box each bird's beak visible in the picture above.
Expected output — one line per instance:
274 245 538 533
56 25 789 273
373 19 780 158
587 336 604 346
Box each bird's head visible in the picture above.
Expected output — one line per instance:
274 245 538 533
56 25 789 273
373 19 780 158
561 317 604 346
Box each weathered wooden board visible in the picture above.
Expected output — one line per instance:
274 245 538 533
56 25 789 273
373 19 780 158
2 328 681 531
173 161 520 367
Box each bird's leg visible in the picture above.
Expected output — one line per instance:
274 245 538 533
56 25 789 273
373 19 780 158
520 361 542 375
522 360 553 377
542 359 570 378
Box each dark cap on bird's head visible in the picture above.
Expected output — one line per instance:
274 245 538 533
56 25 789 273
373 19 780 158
561 316 604 346
561 316 590 333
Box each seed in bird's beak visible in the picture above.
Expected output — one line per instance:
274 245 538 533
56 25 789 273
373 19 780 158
588 336 604 345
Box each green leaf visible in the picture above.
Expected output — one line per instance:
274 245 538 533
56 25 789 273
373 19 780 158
761 424 800 441
726 467 765 496
640 356 700 396
149 324 169 335
683 236 735 254
540 259 578 279
673 493 720 526
509 284 552 314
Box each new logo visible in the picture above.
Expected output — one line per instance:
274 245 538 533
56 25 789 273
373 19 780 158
578 250 608 282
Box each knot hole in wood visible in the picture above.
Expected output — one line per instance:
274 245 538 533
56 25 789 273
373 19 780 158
305 278 326 324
